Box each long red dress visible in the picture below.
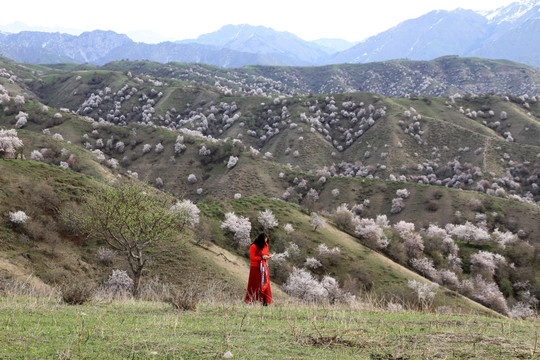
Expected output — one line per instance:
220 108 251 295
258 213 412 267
244 243 273 304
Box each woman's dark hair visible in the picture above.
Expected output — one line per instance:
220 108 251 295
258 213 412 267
253 233 267 249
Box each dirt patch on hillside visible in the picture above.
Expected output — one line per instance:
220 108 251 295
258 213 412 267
0 255 52 294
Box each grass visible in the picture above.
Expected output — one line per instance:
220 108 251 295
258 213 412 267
0 297 538 359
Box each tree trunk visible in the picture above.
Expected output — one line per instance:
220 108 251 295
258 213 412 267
133 271 142 296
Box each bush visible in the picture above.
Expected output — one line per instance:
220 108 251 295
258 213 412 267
137 276 171 302
282 267 328 303
268 260 292 284
408 280 438 310
166 287 200 311
425 200 439 212
61 282 93 305
386 240 409 265
334 204 354 230
391 198 405 214
9 210 29 224
100 269 134 299
96 247 116 266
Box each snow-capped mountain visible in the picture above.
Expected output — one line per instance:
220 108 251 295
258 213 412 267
484 0 540 25
330 1 540 68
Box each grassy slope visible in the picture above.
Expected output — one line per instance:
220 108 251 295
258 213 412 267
0 298 537 359
0 154 500 316
0 160 250 298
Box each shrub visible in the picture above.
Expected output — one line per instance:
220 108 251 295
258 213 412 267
317 243 340 258
396 188 410 199
390 197 405 214
227 156 238 169
354 218 388 249
0 129 24 159
410 258 438 280
425 200 438 212
508 302 536 319
469 274 508 314
320 275 356 305
170 199 200 229
96 247 116 266
142 144 152 154
221 212 252 246
437 269 460 290
15 111 27 129
101 269 134 298
282 267 328 303
334 203 354 230
166 286 200 311
470 251 506 278
310 212 326 232
446 221 490 244
408 279 438 308
305 257 323 269
9 210 29 224
284 223 294 234
30 150 44 161
61 282 93 305
469 198 483 211
258 209 278 232
387 240 408 265
393 221 415 234
402 231 424 259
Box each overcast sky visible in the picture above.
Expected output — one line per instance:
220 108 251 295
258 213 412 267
1 0 517 42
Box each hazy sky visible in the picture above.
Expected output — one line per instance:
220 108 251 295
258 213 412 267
1 0 517 42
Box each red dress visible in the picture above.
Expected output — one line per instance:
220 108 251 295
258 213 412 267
244 243 273 304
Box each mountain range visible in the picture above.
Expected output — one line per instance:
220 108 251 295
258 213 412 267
1 1 540 68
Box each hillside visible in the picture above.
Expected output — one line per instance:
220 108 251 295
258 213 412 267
100 57 540 97
1 56 539 318
21 59 540 205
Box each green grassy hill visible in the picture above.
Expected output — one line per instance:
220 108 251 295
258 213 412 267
0 156 498 316
1 56 539 319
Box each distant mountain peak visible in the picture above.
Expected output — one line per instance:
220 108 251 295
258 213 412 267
484 0 540 24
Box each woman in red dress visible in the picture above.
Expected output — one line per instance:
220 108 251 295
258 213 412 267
244 233 273 305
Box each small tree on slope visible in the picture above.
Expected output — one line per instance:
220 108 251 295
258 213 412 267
70 180 186 295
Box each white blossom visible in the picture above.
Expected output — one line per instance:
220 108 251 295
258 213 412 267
221 212 252 246
305 257 323 269
284 223 294 234
258 209 278 232
171 199 200 228
310 212 326 231
9 210 29 224
227 156 238 169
